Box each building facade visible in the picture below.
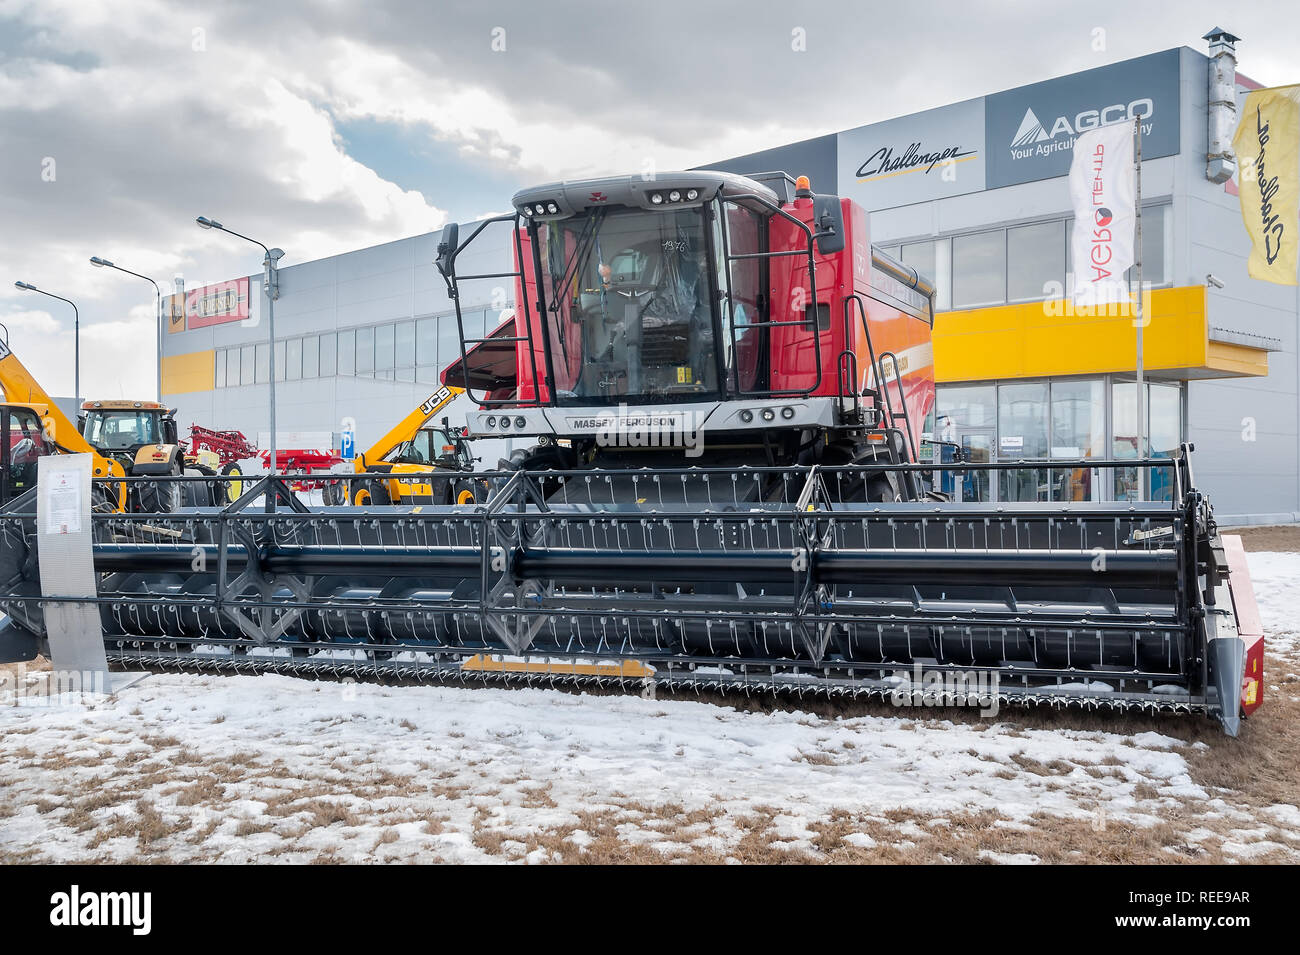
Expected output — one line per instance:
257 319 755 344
162 35 1296 523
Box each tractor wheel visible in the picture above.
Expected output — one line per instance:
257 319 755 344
179 468 210 507
455 485 477 506
137 465 182 514
352 479 391 506
221 463 243 503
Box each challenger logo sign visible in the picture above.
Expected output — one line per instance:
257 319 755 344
855 141 977 181
1232 85 1300 285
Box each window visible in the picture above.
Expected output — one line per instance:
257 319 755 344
715 202 764 393
997 381 1048 502
936 384 995 430
1126 204 1172 287
375 323 395 373
320 332 337 377
437 314 462 371
285 338 302 381
240 345 255 386
215 349 226 388
226 347 241 388
1049 378 1105 502
900 238 951 310
1007 221 1065 302
1149 382 1182 501
1112 381 1140 501
952 230 1006 308
302 335 319 379
395 322 416 369
356 326 374 375
935 384 996 502
417 318 438 367
273 340 286 382
255 343 270 383
338 329 355 376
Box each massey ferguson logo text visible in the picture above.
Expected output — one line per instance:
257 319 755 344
50 885 152 935
570 405 704 457
1010 99 1152 159
856 142 976 180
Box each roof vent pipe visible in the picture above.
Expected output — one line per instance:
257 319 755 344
1204 27 1240 184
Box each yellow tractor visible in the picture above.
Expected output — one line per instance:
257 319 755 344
0 336 128 509
324 385 481 506
0 333 209 511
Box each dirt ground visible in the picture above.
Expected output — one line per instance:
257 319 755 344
1223 525 1300 553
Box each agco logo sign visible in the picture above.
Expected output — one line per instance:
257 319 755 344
1009 98 1153 159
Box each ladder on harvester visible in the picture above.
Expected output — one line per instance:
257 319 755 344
841 295 923 499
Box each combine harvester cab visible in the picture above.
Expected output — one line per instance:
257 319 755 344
0 171 1264 734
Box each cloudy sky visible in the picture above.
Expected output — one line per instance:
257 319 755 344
2 0 1297 399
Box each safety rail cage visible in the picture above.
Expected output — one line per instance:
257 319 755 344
713 190 826 399
440 212 546 409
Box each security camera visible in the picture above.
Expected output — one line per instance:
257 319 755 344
1206 273 1225 289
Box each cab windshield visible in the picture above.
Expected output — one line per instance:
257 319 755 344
537 206 719 404
84 410 162 450
389 428 467 467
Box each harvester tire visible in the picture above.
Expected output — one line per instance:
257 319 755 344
137 465 182 514
353 479 391 506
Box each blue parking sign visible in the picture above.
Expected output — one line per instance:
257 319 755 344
340 430 356 461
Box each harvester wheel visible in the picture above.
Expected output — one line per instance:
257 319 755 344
867 474 901 503
353 479 390 506
455 486 477 506
137 465 182 514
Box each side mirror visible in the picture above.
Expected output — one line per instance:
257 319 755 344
812 195 845 255
435 222 459 280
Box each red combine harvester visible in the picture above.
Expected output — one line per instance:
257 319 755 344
0 170 1264 734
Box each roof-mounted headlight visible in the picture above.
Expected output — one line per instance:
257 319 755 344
668 190 681 202
650 193 663 205
546 202 559 214
686 189 699 201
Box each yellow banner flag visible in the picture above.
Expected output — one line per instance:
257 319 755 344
1233 85 1300 285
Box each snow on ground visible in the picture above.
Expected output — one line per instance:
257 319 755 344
1241 551 1300 659
0 551 1297 864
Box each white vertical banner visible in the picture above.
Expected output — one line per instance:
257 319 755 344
1069 122 1136 306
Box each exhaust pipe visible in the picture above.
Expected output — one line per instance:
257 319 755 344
1204 27 1240 184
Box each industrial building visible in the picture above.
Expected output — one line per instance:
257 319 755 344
161 31 1295 523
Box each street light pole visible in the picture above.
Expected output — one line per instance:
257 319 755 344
14 281 81 407
195 217 284 510
89 257 163 401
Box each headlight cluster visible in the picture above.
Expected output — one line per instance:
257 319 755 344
483 415 529 431
519 200 560 217
648 188 700 206
738 406 798 424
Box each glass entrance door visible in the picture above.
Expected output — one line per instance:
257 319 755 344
959 431 993 502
